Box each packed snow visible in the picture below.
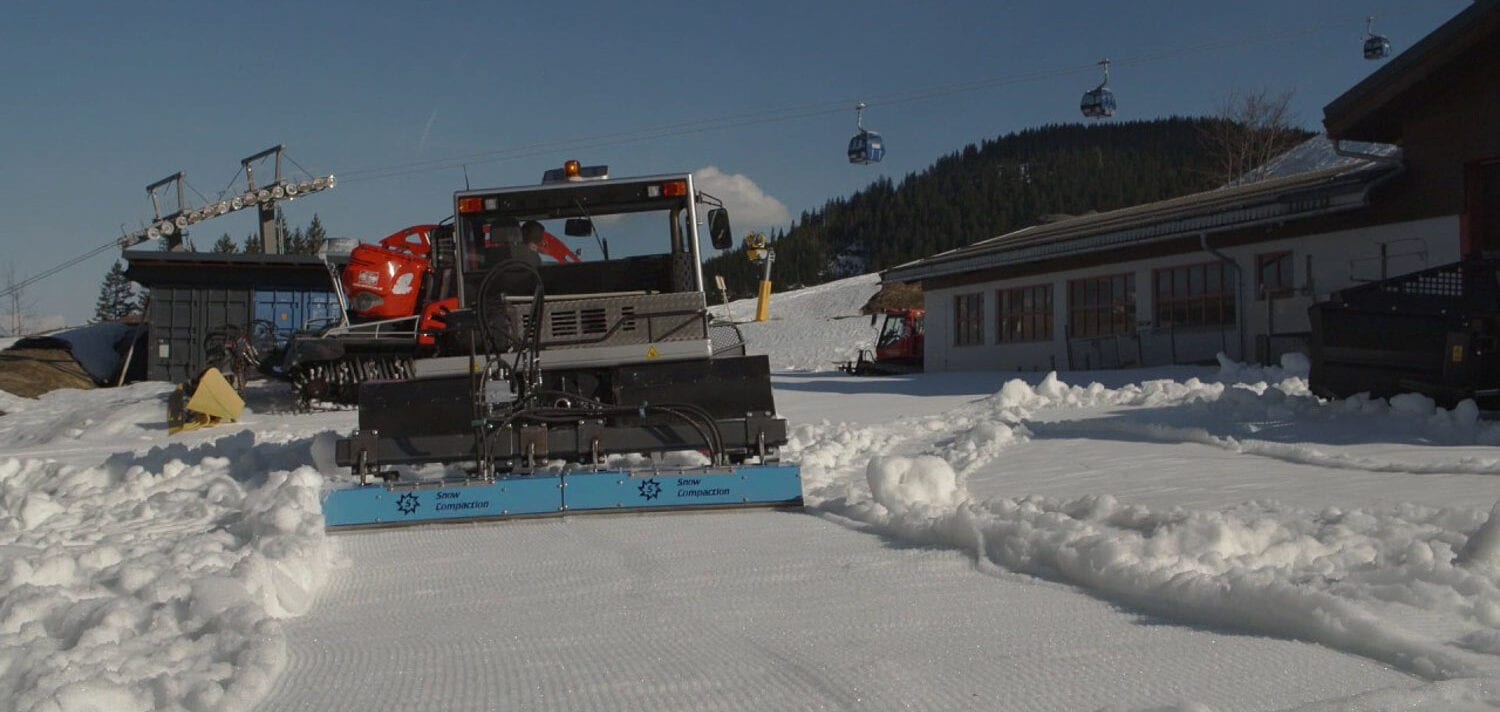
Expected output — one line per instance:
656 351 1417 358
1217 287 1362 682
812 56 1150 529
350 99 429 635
4 274 1500 710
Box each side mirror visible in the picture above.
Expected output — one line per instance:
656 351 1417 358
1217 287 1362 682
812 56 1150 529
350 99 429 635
564 218 593 237
708 209 733 250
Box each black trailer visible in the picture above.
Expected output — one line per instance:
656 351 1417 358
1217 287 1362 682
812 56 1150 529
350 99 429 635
123 251 339 384
1308 258 1500 406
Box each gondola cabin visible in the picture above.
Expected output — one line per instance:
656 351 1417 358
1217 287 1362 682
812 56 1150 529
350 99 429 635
1364 17 1392 60
848 130 885 164
1080 59 1116 119
1080 87 1116 119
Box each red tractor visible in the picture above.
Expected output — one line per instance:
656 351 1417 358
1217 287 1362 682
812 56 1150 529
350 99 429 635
275 161 750 407
341 224 580 347
839 308 925 375
281 215 585 403
303 162 800 530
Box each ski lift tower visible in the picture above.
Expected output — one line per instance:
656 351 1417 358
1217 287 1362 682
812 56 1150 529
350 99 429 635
245 145 291 254
131 145 336 254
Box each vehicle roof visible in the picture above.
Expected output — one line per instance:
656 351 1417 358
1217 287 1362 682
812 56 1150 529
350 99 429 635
453 172 694 199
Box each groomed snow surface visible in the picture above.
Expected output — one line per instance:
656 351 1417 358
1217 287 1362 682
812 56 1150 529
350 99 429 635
4 274 1500 710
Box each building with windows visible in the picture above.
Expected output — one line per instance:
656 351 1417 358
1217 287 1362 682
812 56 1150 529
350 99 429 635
882 2 1500 372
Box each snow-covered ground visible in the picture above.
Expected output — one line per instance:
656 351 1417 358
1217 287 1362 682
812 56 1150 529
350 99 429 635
5 275 1500 711
710 271 883 371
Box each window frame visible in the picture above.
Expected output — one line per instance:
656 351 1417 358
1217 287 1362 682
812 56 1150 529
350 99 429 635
1254 251 1294 300
1153 261 1236 329
953 292 985 347
1067 273 1136 339
997 284 1053 343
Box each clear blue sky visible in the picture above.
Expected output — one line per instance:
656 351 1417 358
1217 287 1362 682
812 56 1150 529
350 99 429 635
0 0 1468 327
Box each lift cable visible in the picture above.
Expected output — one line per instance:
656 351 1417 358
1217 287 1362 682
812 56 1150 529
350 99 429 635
333 15 1397 186
0 238 137 301
283 153 319 182
0 12 1420 304
184 179 212 207
338 102 853 185
217 165 246 202
333 96 854 182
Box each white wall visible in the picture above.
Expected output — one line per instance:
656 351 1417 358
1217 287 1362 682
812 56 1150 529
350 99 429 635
923 215 1460 372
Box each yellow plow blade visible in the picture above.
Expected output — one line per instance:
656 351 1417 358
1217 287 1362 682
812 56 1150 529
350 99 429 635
168 368 245 434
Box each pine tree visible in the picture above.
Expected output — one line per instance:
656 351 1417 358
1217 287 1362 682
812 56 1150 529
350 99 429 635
302 214 328 256
93 260 137 322
211 233 239 253
701 116 1300 296
242 233 263 254
285 226 306 255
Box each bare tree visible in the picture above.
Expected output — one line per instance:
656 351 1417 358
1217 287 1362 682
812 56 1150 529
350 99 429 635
1200 88 1309 186
0 261 38 336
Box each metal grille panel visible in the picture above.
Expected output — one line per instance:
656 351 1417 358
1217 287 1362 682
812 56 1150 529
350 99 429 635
510 292 706 350
1376 266 1466 297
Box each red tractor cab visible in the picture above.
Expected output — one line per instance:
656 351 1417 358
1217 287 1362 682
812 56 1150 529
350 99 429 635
343 225 439 320
839 308 924 375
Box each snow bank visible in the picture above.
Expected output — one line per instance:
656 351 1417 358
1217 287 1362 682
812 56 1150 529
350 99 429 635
982 363 1500 475
1215 350 1309 383
790 369 1500 687
0 432 336 712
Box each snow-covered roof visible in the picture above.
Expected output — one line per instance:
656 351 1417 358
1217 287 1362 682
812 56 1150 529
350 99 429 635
884 148 1398 285
1227 135 1398 185
13 321 141 384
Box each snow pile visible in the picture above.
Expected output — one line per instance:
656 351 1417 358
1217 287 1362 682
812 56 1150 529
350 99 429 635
710 273 883 371
1215 350 1309 384
866 455 967 515
790 369 1500 689
0 389 338 712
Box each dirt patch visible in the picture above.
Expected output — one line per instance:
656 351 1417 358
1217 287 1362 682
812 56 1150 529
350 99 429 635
0 348 96 398
861 281 923 313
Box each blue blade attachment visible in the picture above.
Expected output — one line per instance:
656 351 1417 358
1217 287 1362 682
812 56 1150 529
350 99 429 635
322 465 803 530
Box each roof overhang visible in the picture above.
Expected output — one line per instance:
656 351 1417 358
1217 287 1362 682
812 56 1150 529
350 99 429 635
123 249 333 289
1323 2 1500 143
883 162 1395 285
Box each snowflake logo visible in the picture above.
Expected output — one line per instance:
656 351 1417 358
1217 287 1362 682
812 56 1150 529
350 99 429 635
396 492 420 515
637 479 662 501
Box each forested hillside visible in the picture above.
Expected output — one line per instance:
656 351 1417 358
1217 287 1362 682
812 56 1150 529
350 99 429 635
706 117 1306 296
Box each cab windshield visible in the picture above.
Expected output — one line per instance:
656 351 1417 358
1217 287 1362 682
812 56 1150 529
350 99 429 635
453 180 702 304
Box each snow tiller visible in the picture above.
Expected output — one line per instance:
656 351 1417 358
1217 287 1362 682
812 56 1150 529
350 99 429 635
321 163 802 529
